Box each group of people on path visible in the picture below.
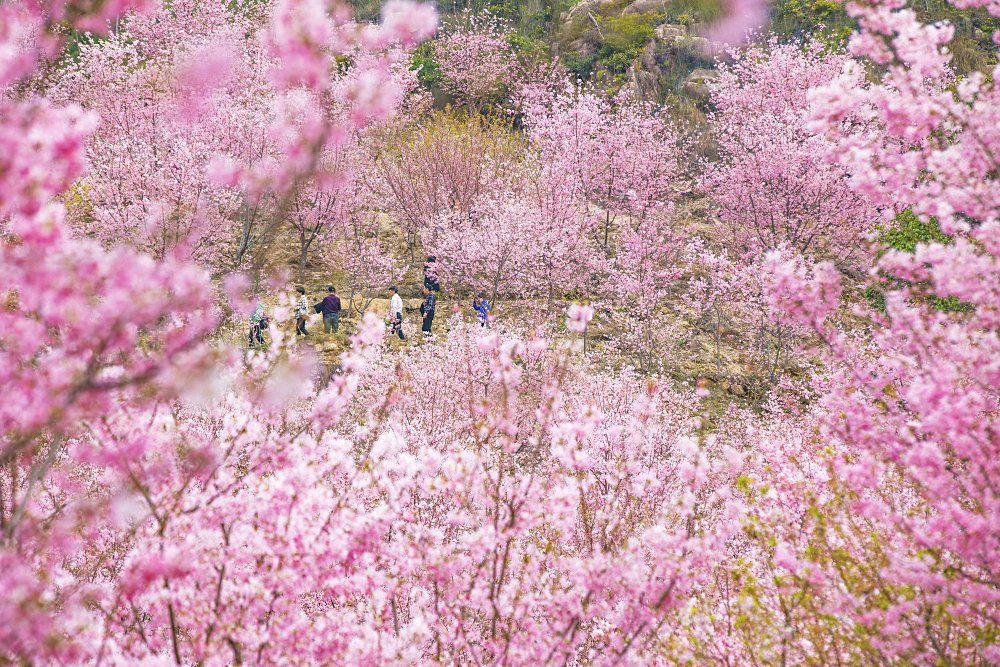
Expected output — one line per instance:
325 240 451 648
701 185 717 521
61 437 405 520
293 285 342 337
385 257 489 341
386 284 437 341
249 256 491 347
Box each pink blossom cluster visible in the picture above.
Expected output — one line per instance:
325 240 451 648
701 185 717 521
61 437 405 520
418 81 688 371
701 36 878 263
45 0 433 272
433 11 519 108
3 0 1000 660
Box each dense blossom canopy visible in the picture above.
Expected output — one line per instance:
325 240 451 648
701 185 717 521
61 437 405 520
1 0 999 662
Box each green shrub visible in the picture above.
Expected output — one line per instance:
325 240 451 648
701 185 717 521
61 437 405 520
563 50 598 80
864 210 973 314
410 43 443 90
769 0 854 38
594 13 659 78
507 33 548 58
877 209 952 254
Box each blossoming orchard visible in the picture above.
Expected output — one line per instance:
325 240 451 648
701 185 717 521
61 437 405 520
2 0 999 660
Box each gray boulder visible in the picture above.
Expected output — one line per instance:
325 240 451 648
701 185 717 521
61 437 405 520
675 35 726 57
622 0 667 15
640 39 660 71
628 66 663 102
681 68 721 99
565 0 605 23
655 24 686 41
569 29 603 58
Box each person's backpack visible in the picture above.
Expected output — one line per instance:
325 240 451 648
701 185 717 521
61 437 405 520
313 301 323 314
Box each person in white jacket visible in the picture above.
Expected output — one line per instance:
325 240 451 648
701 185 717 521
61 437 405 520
388 286 405 340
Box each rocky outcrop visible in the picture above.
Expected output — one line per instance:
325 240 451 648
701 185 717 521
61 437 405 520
628 40 665 101
621 0 668 15
562 0 607 25
569 29 602 59
681 68 722 99
655 23 686 40
629 65 663 101
559 4 726 104
675 35 726 57
640 38 659 70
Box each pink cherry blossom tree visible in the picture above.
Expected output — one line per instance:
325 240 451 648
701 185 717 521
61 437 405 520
53 0 275 266
431 194 534 305
433 10 519 111
329 178 405 315
520 83 680 252
5 0 1000 661
1 0 438 661
604 211 688 373
519 79 687 352
731 4 1000 659
701 36 878 263
369 112 521 264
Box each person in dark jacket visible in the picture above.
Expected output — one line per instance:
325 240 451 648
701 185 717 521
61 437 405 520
423 256 440 292
320 286 341 333
420 284 436 338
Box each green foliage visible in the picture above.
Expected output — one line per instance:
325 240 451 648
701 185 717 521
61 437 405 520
507 32 549 58
482 0 524 23
595 12 660 79
928 293 974 313
913 0 999 72
563 50 598 81
864 210 973 314
877 209 951 254
766 0 996 70
61 29 104 64
597 13 658 54
768 0 855 45
629 0 719 24
862 285 886 312
438 0 566 39
410 43 443 91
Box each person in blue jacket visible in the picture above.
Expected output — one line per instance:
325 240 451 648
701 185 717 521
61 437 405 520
473 294 490 327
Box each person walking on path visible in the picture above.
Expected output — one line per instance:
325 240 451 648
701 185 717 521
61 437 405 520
295 286 309 336
320 286 341 333
421 284 436 338
389 286 405 340
473 294 490 327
